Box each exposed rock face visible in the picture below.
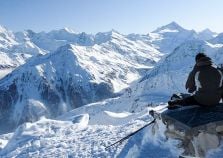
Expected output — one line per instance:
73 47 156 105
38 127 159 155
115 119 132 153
0 82 18 115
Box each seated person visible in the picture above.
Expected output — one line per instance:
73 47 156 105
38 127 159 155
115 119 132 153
168 53 223 108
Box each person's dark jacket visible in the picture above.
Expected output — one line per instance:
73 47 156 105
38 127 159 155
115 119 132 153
185 56 223 106
219 66 223 99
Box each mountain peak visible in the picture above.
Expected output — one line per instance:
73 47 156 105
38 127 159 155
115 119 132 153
109 29 120 34
153 21 185 33
63 27 77 34
198 28 218 40
48 27 78 36
201 28 212 33
167 21 181 27
0 25 7 33
94 29 123 44
97 29 120 36
199 28 217 35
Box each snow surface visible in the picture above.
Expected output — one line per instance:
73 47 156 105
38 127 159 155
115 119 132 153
0 68 14 79
0 98 177 157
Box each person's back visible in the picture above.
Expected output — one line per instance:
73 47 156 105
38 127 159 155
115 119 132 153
193 58 222 105
168 53 223 108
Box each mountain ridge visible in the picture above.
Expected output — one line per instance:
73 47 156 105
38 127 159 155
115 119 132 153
1 22 223 157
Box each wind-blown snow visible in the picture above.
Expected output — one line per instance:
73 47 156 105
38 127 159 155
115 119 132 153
104 111 132 118
0 98 171 157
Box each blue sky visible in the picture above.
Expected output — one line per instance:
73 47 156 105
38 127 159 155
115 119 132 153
0 0 223 34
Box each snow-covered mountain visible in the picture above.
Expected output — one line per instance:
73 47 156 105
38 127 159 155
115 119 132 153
150 22 200 54
25 29 95 52
0 25 161 73
198 28 218 40
1 22 223 157
0 26 21 69
127 22 199 54
0 26 17 48
0 25 163 83
0 29 162 133
0 44 113 133
0 25 46 82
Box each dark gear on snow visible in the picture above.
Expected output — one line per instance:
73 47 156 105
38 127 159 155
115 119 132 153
186 56 223 105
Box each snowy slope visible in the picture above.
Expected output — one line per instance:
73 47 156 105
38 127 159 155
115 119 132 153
0 25 46 81
0 26 46 67
0 26 17 47
127 22 199 54
0 26 20 68
0 34 162 134
0 93 175 157
0 44 112 133
1 92 222 157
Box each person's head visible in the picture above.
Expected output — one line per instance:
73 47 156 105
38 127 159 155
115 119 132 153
195 53 207 62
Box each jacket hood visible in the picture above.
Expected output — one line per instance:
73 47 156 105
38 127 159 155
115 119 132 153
196 56 212 67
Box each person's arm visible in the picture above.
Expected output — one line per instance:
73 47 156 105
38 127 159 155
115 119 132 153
185 66 197 93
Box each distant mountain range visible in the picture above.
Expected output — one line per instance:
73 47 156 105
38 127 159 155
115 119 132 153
0 22 222 133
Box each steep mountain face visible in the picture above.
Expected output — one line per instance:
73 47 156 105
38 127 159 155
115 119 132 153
71 34 162 92
0 26 46 72
0 25 165 133
0 35 162 133
0 45 114 133
0 26 19 68
0 26 17 47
